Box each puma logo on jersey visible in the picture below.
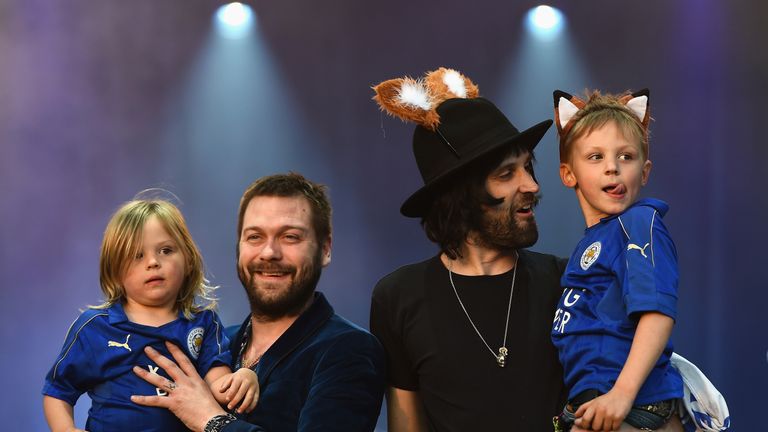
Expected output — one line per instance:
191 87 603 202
627 243 650 258
108 334 132 351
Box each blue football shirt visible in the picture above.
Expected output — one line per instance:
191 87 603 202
43 303 231 431
551 198 683 405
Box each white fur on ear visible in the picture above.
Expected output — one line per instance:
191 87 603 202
397 81 432 110
442 69 467 98
625 95 648 122
558 97 580 129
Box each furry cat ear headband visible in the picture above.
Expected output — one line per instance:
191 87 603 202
553 88 650 159
553 88 650 139
372 67 479 131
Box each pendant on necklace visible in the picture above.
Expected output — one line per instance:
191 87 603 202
497 347 508 368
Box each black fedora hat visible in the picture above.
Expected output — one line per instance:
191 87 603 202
401 97 552 217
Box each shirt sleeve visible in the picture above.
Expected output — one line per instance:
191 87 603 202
370 276 420 390
42 312 104 405
196 310 233 376
618 207 679 320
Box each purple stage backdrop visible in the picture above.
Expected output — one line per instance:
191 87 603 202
1 0 763 429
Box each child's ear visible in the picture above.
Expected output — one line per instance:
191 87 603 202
641 159 652 186
559 162 577 188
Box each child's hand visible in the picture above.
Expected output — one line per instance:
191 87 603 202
217 367 259 414
573 389 632 431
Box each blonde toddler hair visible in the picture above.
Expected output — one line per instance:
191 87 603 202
94 199 216 318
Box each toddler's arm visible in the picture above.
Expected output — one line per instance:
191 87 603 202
574 312 674 431
205 365 260 414
43 395 86 432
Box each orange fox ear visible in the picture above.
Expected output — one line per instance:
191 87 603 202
372 77 440 130
553 90 586 139
425 67 479 101
619 88 650 129
373 67 480 131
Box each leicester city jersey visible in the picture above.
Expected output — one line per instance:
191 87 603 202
551 198 683 405
43 303 231 432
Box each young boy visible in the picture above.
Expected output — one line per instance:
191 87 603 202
551 89 684 431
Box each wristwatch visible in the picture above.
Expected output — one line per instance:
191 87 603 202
203 413 237 432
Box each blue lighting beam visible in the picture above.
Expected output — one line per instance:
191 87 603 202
526 5 565 40
215 2 255 39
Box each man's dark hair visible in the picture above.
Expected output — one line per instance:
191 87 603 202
237 172 332 254
421 145 535 259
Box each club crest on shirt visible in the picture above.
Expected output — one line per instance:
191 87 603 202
580 241 601 270
187 327 204 359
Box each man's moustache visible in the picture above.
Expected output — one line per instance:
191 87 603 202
515 193 541 209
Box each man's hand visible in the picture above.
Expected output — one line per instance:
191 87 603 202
131 341 227 432
216 368 260 414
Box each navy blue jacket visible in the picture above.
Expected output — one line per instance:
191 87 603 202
222 292 385 431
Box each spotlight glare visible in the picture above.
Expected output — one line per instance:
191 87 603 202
526 5 564 39
215 2 254 39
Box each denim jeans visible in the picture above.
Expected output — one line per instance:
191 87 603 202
553 390 676 431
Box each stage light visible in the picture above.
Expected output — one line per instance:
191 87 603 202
526 5 564 39
215 2 254 39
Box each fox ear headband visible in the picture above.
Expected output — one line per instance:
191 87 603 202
553 88 650 139
372 67 479 131
371 67 552 217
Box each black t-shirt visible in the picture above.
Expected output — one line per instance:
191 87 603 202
370 250 567 431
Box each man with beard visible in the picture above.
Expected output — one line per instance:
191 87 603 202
132 173 385 432
370 68 567 431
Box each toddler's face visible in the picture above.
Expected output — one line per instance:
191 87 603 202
121 215 186 313
560 121 651 226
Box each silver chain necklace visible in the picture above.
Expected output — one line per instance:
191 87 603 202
447 253 518 368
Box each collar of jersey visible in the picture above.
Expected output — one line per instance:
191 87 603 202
107 302 185 325
590 197 669 228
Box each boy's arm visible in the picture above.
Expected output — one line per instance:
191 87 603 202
205 365 234 405
574 312 674 431
205 364 231 386
43 395 86 432
205 365 259 413
612 312 674 405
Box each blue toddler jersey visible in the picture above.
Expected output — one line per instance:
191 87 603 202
551 198 683 405
43 303 231 432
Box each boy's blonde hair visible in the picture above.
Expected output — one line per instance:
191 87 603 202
95 199 216 318
559 90 649 163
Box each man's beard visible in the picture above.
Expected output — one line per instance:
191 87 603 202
237 252 322 320
475 193 540 251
